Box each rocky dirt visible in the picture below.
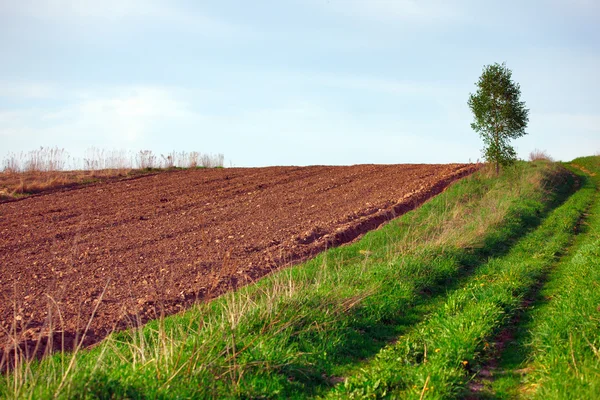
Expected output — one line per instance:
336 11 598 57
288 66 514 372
0 164 478 362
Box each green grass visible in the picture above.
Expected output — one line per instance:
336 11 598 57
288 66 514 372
0 161 584 399
481 156 600 399
526 162 600 399
328 160 595 399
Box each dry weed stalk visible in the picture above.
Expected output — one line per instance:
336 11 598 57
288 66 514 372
2 147 223 176
1 148 225 202
529 149 554 162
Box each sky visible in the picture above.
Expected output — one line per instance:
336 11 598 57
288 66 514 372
0 0 598 167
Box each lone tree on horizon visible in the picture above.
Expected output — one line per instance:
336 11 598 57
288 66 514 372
468 62 529 174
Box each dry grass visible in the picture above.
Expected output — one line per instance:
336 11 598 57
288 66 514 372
83 148 132 170
2 147 69 173
529 149 554 162
388 162 562 254
3 147 225 173
1 147 225 202
0 170 133 202
0 189 12 202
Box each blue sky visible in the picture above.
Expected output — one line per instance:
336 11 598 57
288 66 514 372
1 0 598 167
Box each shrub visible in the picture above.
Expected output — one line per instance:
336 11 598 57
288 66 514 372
529 149 554 162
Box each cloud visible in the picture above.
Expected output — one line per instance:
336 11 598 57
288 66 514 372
0 86 195 152
0 79 479 167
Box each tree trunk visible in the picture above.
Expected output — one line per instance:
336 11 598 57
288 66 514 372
493 93 501 176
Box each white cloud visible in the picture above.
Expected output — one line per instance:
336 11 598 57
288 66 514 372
2 75 596 168
0 80 475 167
0 86 195 152
0 71 480 167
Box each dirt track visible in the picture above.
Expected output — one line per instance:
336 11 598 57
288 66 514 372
0 164 478 358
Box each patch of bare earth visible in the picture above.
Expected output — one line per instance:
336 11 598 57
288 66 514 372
0 164 478 363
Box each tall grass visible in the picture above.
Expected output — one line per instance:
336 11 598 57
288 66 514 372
83 148 132 171
0 147 225 202
0 161 574 399
2 147 69 173
2 147 225 173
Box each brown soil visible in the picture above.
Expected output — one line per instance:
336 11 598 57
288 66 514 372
0 164 478 362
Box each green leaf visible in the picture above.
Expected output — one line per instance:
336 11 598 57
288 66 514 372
468 62 530 174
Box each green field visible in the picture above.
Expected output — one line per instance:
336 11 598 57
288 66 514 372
2 157 599 399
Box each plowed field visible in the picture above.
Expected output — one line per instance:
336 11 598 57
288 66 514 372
0 164 477 357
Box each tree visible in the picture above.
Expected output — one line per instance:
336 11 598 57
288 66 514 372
468 62 529 174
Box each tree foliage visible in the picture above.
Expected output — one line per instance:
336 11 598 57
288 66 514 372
468 62 529 174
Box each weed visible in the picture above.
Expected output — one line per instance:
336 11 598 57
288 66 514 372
529 149 554 162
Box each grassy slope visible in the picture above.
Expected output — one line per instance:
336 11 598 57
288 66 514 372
329 160 595 399
525 158 600 398
486 156 600 399
0 161 582 399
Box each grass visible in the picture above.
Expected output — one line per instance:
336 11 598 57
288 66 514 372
524 157 600 398
0 147 225 202
481 156 600 399
0 160 581 399
328 160 594 399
